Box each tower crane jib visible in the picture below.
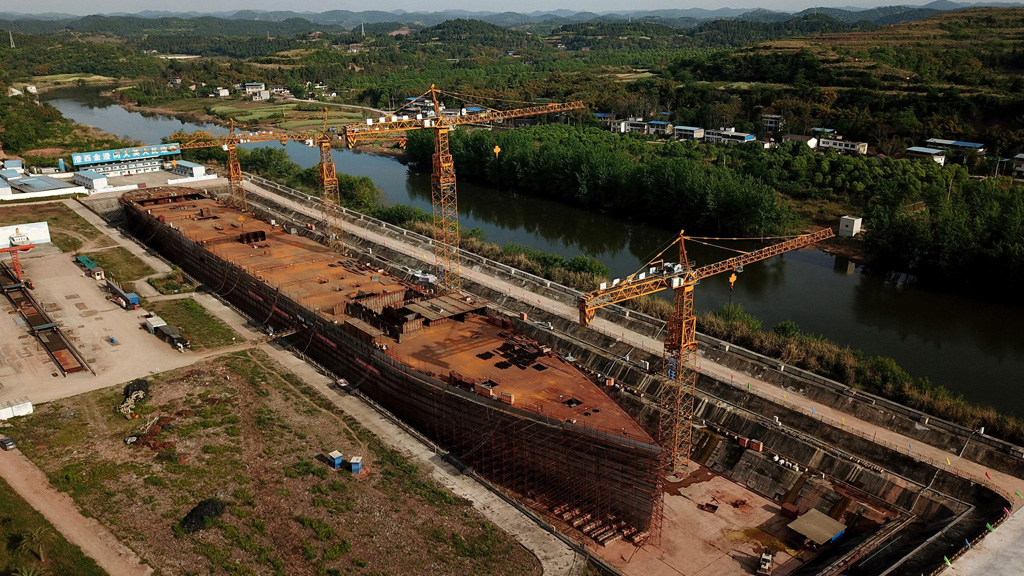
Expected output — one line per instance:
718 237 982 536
577 227 835 474
342 85 586 294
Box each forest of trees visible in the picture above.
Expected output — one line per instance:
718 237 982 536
403 124 1024 296
405 125 791 236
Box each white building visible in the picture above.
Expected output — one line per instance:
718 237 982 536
673 126 705 140
906 146 946 166
819 137 868 155
625 118 647 134
170 160 206 178
838 215 862 238
761 114 785 132
243 82 266 94
72 170 109 190
1013 153 1024 179
251 90 271 101
71 143 181 177
705 128 756 146
646 121 671 136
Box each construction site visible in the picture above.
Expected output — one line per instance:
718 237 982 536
3 86 1022 576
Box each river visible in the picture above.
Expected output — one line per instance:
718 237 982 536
43 87 1024 416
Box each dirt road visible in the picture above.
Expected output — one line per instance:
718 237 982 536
0 448 153 576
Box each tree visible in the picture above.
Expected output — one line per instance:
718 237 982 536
18 527 55 564
13 565 51 576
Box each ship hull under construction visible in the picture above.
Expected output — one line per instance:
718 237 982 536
121 188 663 542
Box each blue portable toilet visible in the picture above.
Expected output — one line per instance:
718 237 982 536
350 456 362 474
327 450 343 469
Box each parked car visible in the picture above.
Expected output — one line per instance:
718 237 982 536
0 437 16 451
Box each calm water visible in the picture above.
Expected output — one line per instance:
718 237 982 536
44 87 1024 415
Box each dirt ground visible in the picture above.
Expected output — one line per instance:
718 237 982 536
4 350 541 576
0 447 152 576
595 465 811 576
0 245 205 407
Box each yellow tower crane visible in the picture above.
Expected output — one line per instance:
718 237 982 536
342 85 585 294
170 109 345 250
577 228 835 474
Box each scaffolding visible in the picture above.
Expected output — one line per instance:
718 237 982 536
120 187 665 544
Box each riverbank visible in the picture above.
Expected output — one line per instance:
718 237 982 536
43 88 1024 415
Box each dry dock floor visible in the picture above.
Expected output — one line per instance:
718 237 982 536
596 465 805 576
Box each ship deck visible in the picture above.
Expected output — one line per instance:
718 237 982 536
133 191 653 443
389 316 651 439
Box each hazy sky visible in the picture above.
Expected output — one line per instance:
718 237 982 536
13 0 962 16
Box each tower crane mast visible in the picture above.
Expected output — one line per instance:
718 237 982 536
170 109 344 250
578 227 835 474
343 85 585 294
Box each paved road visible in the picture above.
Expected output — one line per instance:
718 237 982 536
0 447 153 576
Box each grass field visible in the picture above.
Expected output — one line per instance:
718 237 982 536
149 298 242 350
0 475 107 576
2 350 540 576
162 97 369 131
30 73 117 90
0 202 112 253
82 247 155 282
147 267 199 295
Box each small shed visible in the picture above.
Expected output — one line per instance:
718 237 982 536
89 267 105 280
838 215 862 238
788 508 847 547
350 456 363 474
327 450 343 469
144 316 167 333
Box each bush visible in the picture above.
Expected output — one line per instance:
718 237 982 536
124 379 150 398
179 498 226 534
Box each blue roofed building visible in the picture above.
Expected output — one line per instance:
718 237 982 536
925 138 986 155
673 126 705 140
646 120 671 136
705 128 756 146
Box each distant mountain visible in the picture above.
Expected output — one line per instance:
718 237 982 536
792 5 941 24
738 9 796 22
0 11 75 20
4 2 1024 36
922 0 967 9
